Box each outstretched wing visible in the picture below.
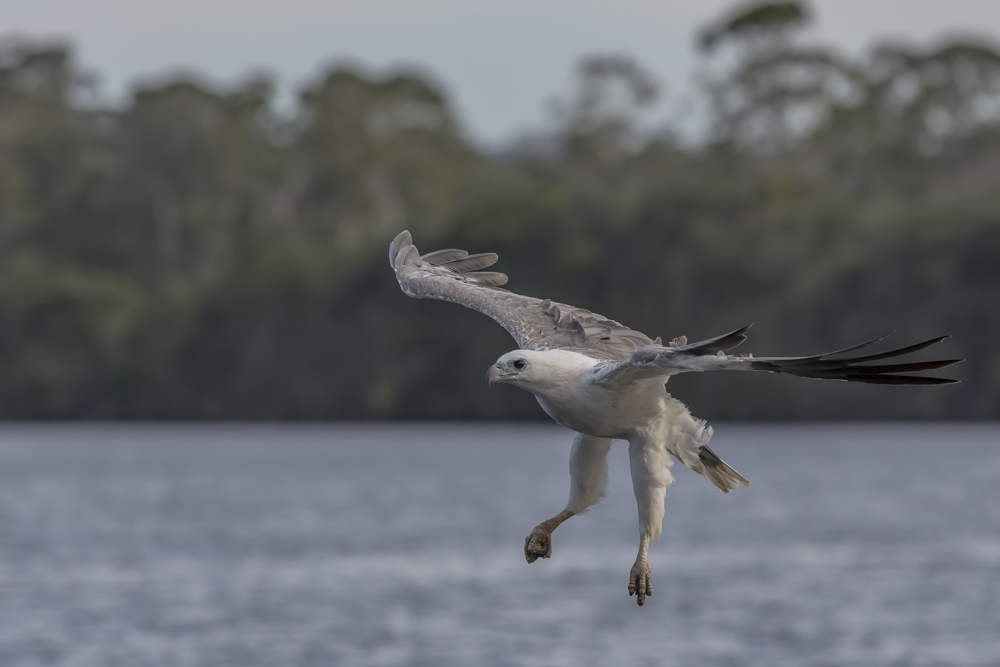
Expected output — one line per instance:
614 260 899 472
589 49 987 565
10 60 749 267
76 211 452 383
594 324 963 386
390 230 655 360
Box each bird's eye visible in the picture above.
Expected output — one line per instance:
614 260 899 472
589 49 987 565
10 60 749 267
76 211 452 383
513 359 526 370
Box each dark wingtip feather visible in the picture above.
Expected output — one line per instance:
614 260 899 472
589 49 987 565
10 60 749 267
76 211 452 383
679 324 754 356
846 359 964 374
756 334 962 385
832 335 953 365
843 374 961 386
818 332 894 359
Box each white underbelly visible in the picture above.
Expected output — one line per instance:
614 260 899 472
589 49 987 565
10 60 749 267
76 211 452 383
535 385 665 438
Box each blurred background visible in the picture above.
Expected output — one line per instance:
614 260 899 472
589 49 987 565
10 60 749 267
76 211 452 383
4 2 1000 667
1 0 996 421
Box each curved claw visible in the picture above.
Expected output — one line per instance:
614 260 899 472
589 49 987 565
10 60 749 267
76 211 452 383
524 528 553 564
628 562 653 606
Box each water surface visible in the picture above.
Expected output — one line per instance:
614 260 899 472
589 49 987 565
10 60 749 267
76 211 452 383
0 423 998 666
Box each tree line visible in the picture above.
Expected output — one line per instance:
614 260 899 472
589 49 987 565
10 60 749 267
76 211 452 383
0 1 997 420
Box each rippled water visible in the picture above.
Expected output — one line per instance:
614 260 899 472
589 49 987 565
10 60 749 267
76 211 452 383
1 423 999 667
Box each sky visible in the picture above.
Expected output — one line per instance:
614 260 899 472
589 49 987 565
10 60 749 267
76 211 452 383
6 0 1000 145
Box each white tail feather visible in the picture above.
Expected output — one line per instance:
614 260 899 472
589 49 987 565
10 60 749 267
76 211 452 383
697 444 750 493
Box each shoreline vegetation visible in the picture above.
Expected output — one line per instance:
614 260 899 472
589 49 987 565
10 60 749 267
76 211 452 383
0 2 996 420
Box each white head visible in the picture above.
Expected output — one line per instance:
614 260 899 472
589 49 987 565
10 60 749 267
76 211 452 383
486 349 597 392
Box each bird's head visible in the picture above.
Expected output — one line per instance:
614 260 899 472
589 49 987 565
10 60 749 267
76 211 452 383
487 349 596 391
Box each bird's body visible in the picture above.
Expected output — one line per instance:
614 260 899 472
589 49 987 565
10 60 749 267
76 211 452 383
496 350 709 474
389 230 961 606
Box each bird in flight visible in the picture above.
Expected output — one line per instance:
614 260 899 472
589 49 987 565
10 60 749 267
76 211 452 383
389 231 961 606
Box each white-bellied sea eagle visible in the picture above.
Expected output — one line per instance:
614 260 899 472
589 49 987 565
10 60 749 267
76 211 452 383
389 230 961 606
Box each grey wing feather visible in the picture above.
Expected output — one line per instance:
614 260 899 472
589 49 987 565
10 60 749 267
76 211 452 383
420 249 468 265
437 253 500 273
390 230 655 358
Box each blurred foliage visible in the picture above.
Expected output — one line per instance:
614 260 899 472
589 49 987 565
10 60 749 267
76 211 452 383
0 2 997 420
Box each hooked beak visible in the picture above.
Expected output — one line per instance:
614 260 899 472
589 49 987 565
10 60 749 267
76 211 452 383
487 365 504 385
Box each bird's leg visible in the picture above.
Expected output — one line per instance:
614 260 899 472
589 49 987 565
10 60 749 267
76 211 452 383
626 428 672 607
628 532 653 606
524 433 613 564
524 510 573 563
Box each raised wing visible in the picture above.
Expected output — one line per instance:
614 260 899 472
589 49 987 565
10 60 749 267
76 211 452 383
594 325 963 386
390 230 655 359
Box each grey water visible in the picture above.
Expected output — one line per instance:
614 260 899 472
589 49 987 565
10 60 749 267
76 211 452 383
0 423 998 667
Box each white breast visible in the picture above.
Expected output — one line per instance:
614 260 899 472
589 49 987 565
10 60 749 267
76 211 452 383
532 367 667 438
